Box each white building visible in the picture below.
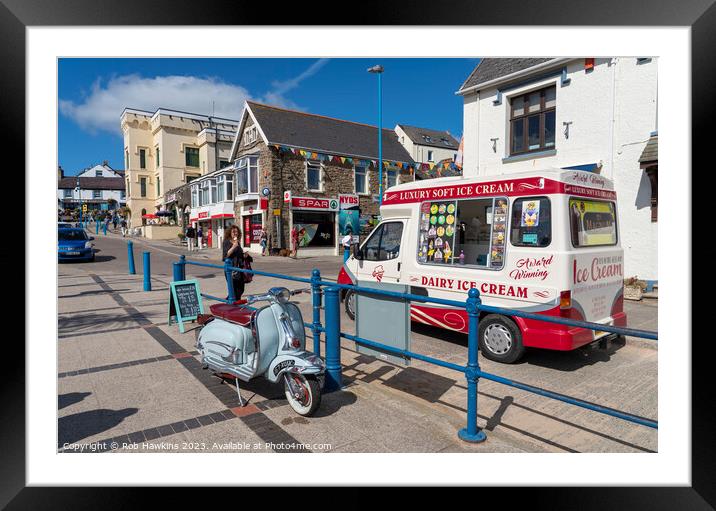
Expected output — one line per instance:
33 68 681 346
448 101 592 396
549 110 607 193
457 57 658 285
57 161 126 212
395 124 459 164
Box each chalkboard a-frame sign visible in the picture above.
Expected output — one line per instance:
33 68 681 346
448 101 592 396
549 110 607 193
169 280 204 333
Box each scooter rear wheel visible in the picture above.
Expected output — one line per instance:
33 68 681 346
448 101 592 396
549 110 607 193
284 374 321 417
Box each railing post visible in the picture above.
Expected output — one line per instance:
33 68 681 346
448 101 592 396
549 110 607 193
224 258 235 303
127 240 136 275
142 251 151 291
459 287 487 443
172 261 183 282
311 268 322 356
323 286 342 392
95 221 99 235
103 221 107 235
179 254 187 281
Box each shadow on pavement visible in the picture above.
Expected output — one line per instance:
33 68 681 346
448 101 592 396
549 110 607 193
59 288 128 299
58 311 141 333
58 407 138 447
382 367 457 403
520 339 626 372
310 389 357 418
58 392 92 410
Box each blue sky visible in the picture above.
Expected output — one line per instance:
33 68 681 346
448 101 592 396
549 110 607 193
58 58 479 175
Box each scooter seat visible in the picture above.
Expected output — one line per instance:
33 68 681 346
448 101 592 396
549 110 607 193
209 304 255 327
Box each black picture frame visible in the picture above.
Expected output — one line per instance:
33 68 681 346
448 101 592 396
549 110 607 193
5 0 710 507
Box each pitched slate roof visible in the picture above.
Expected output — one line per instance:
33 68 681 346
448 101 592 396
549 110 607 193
458 58 556 93
396 125 459 150
58 177 125 190
247 101 413 163
639 134 658 164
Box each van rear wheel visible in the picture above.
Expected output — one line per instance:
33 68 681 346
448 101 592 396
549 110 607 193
478 314 525 364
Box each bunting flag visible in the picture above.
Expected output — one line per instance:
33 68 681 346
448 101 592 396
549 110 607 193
268 144 430 174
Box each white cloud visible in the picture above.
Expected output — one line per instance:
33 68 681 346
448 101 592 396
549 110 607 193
59 59 330 135
59 74 252 135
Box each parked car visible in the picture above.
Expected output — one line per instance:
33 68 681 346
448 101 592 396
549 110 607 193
58 222 74 229
58 228 95 262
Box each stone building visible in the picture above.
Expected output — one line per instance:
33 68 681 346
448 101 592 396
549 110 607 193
210 101 415 255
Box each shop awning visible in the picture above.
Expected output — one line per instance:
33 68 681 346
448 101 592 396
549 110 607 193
639 133 658 169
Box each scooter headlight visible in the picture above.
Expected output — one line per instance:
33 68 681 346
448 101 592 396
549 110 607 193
270 287 291 303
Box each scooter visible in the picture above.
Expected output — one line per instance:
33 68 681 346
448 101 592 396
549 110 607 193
196 287 325 416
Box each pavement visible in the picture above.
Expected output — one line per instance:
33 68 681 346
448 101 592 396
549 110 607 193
57 230 659 453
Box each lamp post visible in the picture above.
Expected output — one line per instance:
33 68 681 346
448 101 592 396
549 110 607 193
367 64 384 208
76 176 82 227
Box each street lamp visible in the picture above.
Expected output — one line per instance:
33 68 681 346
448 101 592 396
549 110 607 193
76 176 83 227
367 64 384 208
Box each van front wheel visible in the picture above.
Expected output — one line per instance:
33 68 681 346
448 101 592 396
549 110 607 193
344 289 356 321
478 314 525 364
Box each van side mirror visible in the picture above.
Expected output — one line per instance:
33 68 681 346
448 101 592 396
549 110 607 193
352 243 363 260
89 236 95 241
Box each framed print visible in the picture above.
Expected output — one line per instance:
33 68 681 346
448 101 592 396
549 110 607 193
5 0 712 507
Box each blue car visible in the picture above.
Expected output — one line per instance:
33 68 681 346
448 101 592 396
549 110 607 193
58 228 95 262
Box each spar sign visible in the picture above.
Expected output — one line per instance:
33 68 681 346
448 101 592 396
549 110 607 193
290 197 339 211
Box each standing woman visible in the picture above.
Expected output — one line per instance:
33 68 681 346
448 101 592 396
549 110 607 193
223 225 251 301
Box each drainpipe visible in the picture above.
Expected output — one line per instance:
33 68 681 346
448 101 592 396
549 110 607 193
608 58 618 178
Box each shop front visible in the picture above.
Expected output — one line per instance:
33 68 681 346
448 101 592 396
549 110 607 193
189 201 235 249
290 196 339 256
238 199 267 254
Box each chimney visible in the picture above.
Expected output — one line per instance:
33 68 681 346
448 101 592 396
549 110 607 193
102 160 109 166
58 165 64 179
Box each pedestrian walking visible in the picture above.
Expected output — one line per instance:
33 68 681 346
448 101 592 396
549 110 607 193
290 226 299 258
112 215 118 230
341 229 353 263
120 218 128 237
259 228 268 256
185 225 196 252
222 225 253 302
196 226 204 250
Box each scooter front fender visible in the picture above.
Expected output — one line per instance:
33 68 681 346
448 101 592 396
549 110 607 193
267 352 325 384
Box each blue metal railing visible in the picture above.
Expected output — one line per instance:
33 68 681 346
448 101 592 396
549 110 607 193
176 256 658 442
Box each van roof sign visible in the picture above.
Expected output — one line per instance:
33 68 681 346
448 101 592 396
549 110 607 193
382 170 616 206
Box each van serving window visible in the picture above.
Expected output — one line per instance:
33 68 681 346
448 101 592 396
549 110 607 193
417 197 508 269
510 197 551 247
364 222 403 261
569 198 618 247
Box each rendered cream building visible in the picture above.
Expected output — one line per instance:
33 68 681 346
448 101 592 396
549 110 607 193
120 107 238 229
457 57 658 285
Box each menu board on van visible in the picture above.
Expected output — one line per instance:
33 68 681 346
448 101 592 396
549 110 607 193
490 199 508 267
418 201 457 264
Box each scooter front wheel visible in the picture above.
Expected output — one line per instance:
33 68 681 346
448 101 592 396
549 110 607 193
284 374 321 417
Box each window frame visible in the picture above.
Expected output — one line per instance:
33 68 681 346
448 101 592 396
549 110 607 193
156 146 160 168
235 155 259 195
140 177 147 198
92 189 101 199
509 85 556 156
305 160 323 192
568 197 619 248
416 196 508 271
386 169 398 188
185 146 200 168
509 195 553 248
354 164 369 195
362 221 404 262
139 148 147 169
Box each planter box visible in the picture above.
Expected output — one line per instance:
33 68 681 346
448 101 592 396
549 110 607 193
624 285 643 301
144 224 182 240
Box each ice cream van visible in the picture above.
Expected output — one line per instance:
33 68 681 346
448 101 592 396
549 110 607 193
338 168 626 363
